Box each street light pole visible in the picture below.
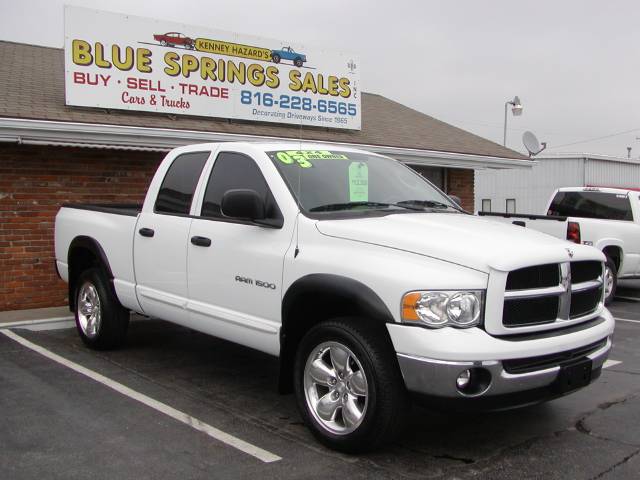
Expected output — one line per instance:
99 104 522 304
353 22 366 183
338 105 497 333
503 101 509 146
503 96 523 146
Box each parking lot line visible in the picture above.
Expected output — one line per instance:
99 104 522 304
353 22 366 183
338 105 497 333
613 296 640 302
0 317 74 329
0 329 282 464
603 360 622 369
614 317 640 324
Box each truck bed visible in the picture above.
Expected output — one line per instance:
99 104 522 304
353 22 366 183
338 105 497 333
62 203 142 217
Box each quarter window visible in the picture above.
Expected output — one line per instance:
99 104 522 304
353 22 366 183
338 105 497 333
155 152 210 215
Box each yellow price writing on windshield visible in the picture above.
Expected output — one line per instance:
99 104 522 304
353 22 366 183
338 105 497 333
275 150 349 168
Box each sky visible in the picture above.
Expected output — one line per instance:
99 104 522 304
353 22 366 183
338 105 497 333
1 0 639 158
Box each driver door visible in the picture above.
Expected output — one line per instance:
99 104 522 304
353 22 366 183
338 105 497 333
186 151 295 355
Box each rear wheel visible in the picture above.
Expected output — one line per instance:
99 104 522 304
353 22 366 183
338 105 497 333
75 268 129 350
603 257 617 305
272 53 281 63
294 318 408 453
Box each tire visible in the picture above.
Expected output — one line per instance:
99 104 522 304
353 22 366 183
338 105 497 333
161 40 168 47
294 317 408 453
603 257 617 305
74 267 129 350
272 53 281 64
294 58 303 67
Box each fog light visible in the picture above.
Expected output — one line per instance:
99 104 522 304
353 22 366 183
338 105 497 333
456 369 472 389
455 367 492 396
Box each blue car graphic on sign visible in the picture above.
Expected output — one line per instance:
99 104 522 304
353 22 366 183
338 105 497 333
271 46 307 67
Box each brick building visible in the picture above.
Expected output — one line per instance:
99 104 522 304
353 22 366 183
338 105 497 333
0 41 530 312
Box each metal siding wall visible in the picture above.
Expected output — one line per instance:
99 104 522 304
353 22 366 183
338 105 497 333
475 159 583 214
585 160 640 188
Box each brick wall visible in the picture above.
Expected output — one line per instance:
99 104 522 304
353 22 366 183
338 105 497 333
446 168 474 211
0 145 162 311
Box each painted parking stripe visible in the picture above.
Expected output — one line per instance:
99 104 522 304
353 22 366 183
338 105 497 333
0 316 74 329
603 360 622 369
614 317 640 324
614 296 640 302
0 329 282 463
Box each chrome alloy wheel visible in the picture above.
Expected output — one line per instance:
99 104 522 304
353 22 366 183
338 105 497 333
77 282 102 339
303 341 368 435
604 265 615 299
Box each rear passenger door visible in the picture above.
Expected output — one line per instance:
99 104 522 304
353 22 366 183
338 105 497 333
186 151 295 356
134 151 210 322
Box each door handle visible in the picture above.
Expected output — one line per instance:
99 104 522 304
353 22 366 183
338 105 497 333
138 227 155 237
190 236 211 247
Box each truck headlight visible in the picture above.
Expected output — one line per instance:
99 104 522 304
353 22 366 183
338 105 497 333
401 290 484 328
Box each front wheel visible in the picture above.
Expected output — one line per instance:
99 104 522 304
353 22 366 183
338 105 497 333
294 318 408 453
75 268 129 350
294 58 303 67
604 257 617 305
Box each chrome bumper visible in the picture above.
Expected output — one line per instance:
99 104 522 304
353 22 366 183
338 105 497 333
397 337 611 399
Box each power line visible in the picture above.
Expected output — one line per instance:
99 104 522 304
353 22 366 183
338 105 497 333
546 128 640 150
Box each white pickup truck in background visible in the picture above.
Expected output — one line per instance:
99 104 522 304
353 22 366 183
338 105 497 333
55 143 614 452
480 187 640 304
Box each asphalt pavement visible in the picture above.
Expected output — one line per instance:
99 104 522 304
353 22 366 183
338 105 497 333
1 292 639 480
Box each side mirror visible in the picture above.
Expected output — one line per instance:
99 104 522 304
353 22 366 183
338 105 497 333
221 189 266 221
449 195 462 207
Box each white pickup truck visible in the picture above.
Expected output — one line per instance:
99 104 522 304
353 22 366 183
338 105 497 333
480 186 640 305
55 143 614 452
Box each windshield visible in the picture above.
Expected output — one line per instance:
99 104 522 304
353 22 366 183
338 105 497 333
266 149 461 215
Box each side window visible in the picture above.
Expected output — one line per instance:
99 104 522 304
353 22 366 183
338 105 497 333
201 152 279 220
155 151 209 215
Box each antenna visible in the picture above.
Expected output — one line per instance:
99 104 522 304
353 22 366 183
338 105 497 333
523 131 547 157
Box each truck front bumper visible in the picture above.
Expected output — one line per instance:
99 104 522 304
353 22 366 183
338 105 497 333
388 310 614 409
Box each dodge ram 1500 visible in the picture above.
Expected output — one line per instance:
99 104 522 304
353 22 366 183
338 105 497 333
55 143 614 452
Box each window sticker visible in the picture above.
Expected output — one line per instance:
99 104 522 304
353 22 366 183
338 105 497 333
349 162 368 202
272 150 349 168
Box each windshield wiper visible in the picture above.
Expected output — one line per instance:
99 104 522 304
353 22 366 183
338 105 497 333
309 201 421 212
397 199 466 213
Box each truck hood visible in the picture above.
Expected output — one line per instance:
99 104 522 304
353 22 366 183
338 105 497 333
315 213 602 272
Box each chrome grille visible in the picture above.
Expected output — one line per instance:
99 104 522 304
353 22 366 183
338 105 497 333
503 261 603 328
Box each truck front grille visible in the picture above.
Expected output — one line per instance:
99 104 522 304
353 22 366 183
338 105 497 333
570 287 604 318
505 263 559 290
503 261 603 329
502 297 558 327
571 261 602 284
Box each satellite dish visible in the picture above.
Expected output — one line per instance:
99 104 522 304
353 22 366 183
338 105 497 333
523 131 547 157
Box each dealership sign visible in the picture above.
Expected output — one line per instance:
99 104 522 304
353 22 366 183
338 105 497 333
64 7 361 130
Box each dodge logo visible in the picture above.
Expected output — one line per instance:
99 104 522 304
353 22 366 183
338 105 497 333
566 248 574 258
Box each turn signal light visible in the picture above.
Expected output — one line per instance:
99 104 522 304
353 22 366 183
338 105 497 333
567 221 581 244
